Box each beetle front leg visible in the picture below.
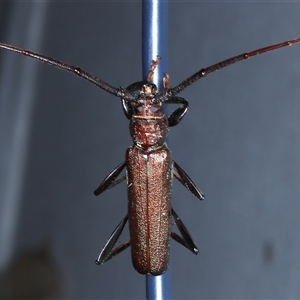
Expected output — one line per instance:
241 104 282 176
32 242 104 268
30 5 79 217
94 161 126 196
164 97 189 127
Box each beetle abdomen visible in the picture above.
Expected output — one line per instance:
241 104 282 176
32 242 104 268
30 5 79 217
126 145 172 275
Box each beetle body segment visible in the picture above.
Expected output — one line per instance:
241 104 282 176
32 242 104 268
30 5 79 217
126 144 172 275
129 117 168 150
128 91 169 150
126 91 172 275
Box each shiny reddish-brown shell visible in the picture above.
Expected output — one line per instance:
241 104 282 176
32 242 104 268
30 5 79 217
129 117 168 149
126 145 172 275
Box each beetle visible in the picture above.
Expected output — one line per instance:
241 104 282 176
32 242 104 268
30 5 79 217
0 36 300 275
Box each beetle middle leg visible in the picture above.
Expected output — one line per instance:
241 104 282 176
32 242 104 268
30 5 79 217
173 160 205 200
94 161 126 196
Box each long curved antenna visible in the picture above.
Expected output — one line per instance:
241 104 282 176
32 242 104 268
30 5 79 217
169 36 300 97
0 42 122 98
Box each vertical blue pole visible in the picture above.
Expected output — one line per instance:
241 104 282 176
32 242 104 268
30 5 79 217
142 1 171 300
142 0 168 90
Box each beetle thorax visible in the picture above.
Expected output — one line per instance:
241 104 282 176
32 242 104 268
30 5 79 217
129 94 168 151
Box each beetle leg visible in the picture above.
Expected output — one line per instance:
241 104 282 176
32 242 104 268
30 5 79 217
94 161 126 196
105 174 126 191
171 208 199 254
173 160 205 200
97 240 131 264
95 214 130 265
121 81 148 119
164 97 189 127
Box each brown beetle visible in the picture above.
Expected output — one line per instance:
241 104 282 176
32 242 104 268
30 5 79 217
0 36 300 275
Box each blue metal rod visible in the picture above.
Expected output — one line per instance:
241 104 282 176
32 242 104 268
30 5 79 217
142 0 168 89
142 1 171 300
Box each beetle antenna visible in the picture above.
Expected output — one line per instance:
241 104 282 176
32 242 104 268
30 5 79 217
169 36 300 97
0 42 124 98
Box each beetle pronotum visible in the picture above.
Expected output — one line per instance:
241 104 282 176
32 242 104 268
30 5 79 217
0 36 300 275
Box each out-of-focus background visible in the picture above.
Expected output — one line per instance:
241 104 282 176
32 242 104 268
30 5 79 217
1 2 300 299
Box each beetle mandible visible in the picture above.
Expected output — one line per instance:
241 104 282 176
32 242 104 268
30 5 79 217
0 36 300 275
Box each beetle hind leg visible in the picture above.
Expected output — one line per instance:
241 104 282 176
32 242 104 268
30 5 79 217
171 208 199 254
95 214 130 265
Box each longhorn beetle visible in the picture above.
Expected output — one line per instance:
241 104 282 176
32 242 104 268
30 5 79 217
1 36 300 275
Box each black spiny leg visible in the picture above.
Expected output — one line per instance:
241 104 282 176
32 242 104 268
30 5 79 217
95 214 130 265
173 160 205 200
171 208 199 254
164 97 189 127
94 161 126 196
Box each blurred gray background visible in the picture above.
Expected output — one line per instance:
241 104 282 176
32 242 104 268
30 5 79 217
1 1 300 299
